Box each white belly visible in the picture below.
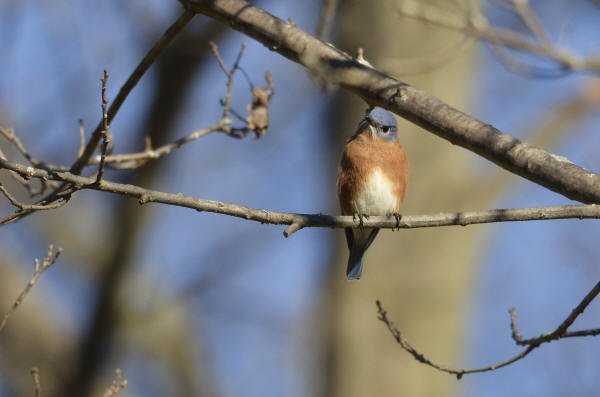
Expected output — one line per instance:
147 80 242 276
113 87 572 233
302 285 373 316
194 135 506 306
354 169 397 215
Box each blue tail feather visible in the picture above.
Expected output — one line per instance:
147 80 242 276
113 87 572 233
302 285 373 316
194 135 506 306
345 228 379 280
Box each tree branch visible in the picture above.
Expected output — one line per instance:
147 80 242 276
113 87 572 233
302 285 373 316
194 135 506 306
3 158 600 233
101 369 128 397
0 245 62 333
180 0 600 204
389 0 600 74
510 280 600 346
31 367 41 397
377 281 600 378
376 300 536 379
95 69 112 184
70 10 195 175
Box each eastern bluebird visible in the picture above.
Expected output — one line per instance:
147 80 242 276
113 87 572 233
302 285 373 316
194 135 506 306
337 108 409 280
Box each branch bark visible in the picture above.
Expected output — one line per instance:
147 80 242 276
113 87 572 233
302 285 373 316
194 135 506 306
3 158 600 234
181 0 600 204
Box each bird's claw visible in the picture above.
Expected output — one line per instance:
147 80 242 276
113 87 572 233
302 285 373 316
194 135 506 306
393 213 402 231
353 212 368 229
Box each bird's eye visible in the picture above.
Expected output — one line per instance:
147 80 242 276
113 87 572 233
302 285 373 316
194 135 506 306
381 126 390 134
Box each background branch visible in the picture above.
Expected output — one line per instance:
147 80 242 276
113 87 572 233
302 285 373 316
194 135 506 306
389 0 600 74
0 245 62 333
101 369 128 397
69 10 195 175
510 281 600 346
376 300 536 379
378 281 600 378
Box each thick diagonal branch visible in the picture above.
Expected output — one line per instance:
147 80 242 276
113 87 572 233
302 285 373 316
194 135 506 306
181 0 600 204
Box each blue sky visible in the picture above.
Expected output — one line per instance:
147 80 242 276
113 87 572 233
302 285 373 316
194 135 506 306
1 1 599 397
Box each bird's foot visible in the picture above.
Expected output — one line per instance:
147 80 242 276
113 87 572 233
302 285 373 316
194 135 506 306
353 213 368 229
393 213 402 231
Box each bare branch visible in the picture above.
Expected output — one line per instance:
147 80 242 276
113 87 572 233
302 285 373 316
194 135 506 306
101 369 128 397
87 121 229 169
70 10 195 175
82 41 267 171
208 40 273 138
389 0 600 74
510 281 600 346
209 40 244 119
180 0 600 204
3 158 600 233
0 182 70 212
95 70 112 184
0 184 76 226
378 282 600 377
315 0 339 41
0 245 62 332
31 367 41 397
0 128 62 196
0 126 40 167
376 300 537 378
78 119 86 159
0 38 267 224
508 0 553 50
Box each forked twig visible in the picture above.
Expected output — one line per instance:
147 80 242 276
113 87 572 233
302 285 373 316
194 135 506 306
0 245 63 332
377 281 600 378
102 369 128 397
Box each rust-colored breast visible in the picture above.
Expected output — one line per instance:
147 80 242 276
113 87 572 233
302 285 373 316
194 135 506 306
337 129 409 215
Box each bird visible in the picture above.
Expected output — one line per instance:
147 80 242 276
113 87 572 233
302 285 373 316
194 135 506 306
337 107 409 280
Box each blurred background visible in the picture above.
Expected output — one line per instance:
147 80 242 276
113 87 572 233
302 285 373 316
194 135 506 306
1 1 600 396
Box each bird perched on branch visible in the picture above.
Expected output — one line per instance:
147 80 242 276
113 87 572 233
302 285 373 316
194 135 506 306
337 107 409 280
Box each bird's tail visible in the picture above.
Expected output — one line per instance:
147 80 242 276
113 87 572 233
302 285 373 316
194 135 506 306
345 228 379 280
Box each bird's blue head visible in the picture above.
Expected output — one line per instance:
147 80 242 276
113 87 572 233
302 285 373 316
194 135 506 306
364 107 398 142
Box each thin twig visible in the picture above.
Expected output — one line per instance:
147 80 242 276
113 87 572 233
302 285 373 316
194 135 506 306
0 38 262 224
0 146 33 191
556 328 600 338
315 0 339 41
389 0 600 74
95 70 111 184
0 129 61 196
0 182 69 211
378 281 600 377
87 121 230 169
70 10 195 175
508 0 553 51
0 245 62 332
0 126 39 166
0 184 76 226
78 119 85 159
209 41 246 118
510 281 600 346
3 157 600 233
0 11 196 226
102 369 128 397
80 41 255 170
377 300 537 379
31 367 41 397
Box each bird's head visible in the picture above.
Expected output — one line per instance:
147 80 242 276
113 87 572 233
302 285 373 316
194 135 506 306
361 107 398 142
